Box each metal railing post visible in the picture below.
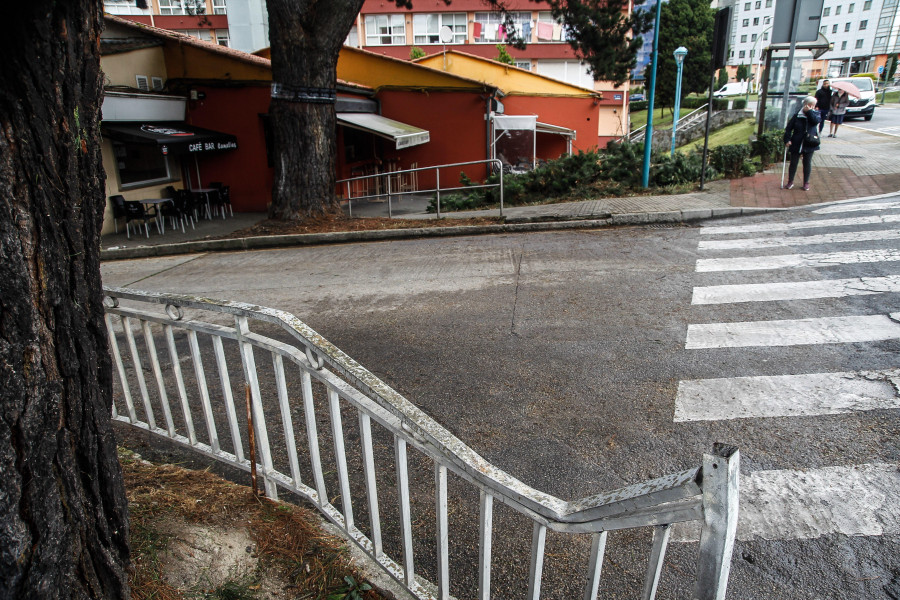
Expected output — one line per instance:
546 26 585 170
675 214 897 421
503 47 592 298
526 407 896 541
694 444 740 600
435 169 441 219
345 181 352 217
498 161 504 218
387 174 393 219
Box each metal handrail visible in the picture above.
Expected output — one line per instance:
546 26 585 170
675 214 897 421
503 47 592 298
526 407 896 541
337 158 504 219
103 287 738 600
628 104 710 144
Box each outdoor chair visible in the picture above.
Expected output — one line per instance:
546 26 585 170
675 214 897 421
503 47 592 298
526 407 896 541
110 195 127 234
208 182 231 218
160 191 195 233
121 199 154 239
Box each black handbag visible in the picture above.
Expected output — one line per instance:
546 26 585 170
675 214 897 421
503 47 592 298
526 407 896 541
804 126 820 149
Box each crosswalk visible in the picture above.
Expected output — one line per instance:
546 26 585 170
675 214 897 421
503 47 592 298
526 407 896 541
673 197 900 544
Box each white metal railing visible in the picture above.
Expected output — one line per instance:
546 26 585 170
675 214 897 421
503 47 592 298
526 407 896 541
337 159 504 219
628 104 710 144
103 287 739 600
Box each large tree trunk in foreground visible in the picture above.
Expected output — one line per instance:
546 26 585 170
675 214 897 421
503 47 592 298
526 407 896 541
0 2 130 597
266 0 364 221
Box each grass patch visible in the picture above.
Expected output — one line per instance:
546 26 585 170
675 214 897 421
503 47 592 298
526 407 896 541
629 107 676 131
678 118 757 154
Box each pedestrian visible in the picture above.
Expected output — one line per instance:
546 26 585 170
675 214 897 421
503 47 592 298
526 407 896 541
828 89 850 137
783 96 820 191
814 79 833 134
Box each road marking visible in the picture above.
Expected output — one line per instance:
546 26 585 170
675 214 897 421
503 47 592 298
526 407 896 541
672 463 900 542
698 229 900 250
674 369 900 422
700 214 900 235
813 201 900 214
691 275 900 304
696 248 900 271
685 313 900 349
845 123 900 137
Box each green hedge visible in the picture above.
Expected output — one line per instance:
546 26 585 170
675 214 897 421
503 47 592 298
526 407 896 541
631 97 747 112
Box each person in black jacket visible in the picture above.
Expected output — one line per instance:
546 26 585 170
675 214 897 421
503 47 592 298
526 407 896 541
783 96 820 191
814 80 833 134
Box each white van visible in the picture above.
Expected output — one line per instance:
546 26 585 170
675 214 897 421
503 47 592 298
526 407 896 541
713 81 748 97
817 77 875 121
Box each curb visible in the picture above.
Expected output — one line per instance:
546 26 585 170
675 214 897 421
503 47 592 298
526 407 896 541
100 206 784 261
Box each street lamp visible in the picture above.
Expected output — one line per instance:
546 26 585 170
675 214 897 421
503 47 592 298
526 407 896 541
670 46 688 155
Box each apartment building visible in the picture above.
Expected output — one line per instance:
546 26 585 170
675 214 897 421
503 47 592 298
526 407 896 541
103 0 231 48
720 0 900 80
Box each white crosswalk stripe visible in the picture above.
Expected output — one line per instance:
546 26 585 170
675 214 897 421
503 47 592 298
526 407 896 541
700 214 900 235
679 200 900 543
691 275 900 304
696 248 900 271
697 228 900 250
675 370 900 421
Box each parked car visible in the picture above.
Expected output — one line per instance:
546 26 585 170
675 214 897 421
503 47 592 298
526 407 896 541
631 93 645 101
817 77 875 121
713 82 748 97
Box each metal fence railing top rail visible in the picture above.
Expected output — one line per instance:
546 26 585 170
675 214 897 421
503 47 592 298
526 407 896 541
103 286 739 600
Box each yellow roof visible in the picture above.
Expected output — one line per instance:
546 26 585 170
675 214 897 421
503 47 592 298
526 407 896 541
416 50 600 98
337 46 494 93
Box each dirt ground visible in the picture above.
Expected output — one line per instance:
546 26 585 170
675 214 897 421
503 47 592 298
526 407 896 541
123 449 386 600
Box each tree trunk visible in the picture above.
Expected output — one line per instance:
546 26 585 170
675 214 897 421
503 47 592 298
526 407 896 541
266 0 365 221
0 2 131 597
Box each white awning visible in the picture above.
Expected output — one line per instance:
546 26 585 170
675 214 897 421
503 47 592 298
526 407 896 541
493 115 538 131
536 121 576 139
336 113 430 149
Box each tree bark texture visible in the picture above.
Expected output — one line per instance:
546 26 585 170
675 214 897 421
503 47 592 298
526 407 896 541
266 0 365 221
0 2 130 598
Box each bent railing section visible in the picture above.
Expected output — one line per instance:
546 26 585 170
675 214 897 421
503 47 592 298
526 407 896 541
103 287 738 600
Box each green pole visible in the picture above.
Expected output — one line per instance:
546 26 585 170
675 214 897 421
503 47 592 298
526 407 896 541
641 0 664 188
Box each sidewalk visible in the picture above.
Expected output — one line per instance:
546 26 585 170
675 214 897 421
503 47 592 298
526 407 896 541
100 120 900 260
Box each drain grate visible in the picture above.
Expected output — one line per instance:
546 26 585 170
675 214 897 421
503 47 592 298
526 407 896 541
836 155 864 159
646 222 695 229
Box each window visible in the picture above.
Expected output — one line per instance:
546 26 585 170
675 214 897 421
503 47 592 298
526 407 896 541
744 2 750 9
764 16 771 24
766 0 772 7
112 141 174 188
848 3 855 12
515 60 531 71
739 50 746 58
860 20 868 29
158 0 205 16
879 15 892 27
845 22 851 31
856 39 864 48
103 0 149 15
365 14 405 46
742 18 749 26
179 29 211 41
477 12 533 43
835 5 841 14
753 17 759 25
841 40 848 49
413 13 466 44
874 35 887 46
763 31 768 40
820 25 826 33
216 30 230 46
755 1 761 8
212 0 226 14
864 0 872 9
823 7 830 16
535 60 594 88
833 24 839 33
741 34 747 42
751 33 757 42
345 25 358 47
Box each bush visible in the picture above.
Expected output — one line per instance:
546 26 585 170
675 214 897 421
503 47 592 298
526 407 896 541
651 150 715 187
751 130 783 168
630 100 649 112
709 144 751 178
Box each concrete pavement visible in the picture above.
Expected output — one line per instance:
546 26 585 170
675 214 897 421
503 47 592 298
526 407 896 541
100 115 900 261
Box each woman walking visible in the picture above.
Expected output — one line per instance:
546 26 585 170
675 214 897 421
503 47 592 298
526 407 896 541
828 89 850 137
783 96 820 191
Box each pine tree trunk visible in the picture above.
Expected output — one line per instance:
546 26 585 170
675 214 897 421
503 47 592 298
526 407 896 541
0 2 131 597
266 0 364 220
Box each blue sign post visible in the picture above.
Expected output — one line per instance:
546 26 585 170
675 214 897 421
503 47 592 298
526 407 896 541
641 0 664 188
671 47 688 155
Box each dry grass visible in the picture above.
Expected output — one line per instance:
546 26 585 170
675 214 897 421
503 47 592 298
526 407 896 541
122 449 383 600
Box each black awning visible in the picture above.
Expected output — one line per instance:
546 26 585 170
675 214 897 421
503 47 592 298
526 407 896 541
102 122 238 155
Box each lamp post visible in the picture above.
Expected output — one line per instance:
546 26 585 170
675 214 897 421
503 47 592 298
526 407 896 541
641 0 664 188
670 46 688 155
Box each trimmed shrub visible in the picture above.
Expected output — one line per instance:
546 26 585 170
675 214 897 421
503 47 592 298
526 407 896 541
751 130 784 168
630 100 649 112
651 150 715 187
709 144 751 178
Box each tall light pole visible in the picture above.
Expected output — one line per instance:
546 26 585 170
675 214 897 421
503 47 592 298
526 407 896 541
641 0 664 188
670 46 688 155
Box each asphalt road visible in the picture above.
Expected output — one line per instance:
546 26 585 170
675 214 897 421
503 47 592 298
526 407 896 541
101 195 900 599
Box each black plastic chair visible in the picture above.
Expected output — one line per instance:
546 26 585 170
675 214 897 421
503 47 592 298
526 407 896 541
122 200 153 239
159 190 195 233
110 195 127 234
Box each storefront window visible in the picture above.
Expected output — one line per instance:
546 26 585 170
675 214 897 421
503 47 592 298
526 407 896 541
113 141 174 188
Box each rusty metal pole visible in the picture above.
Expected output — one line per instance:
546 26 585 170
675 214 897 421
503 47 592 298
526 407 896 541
245 383 258 496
